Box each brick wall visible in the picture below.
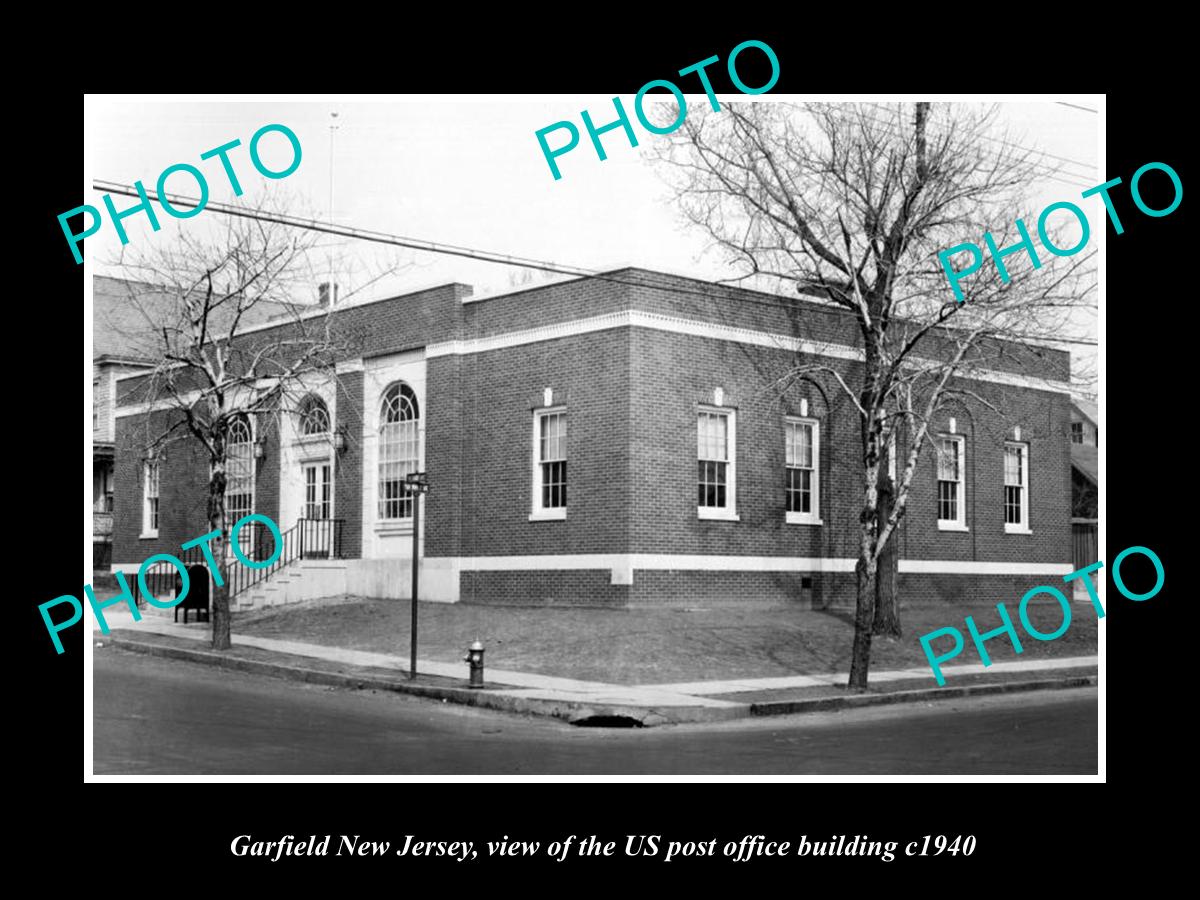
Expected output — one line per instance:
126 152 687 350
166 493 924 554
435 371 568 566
629 327 864 560
613 268 1070 384
111 283 472 566
110 270 1075 613
426 355 463 558
335 371 365 559
897 388 1072 566
255 413 280 530
627 329 1070 558
461 571 628 607
455 328 631 557
113 408 213 565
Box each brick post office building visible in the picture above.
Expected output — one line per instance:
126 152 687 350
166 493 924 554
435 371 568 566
110 268 1074 610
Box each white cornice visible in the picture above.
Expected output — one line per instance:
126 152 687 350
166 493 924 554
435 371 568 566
428 310 1072 395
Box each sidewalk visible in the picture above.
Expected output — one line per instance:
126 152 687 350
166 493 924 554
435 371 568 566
234 595 1099 684
95 608 1098 726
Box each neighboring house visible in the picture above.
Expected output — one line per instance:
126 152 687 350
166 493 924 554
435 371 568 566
1070 399 1099 518
1070 399 1099 577
110 268 1074 611
1070 399 1098 449
94 355 153 566
93 278 157 567
92 276 282 568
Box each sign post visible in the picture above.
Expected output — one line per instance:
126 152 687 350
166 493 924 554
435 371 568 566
405 471 429 679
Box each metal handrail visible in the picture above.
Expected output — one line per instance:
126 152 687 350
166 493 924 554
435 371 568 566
141 518 343 605
228 518 344 597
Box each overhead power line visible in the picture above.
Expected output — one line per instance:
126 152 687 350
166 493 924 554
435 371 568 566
861 101 1099 174
856 102 1097 188
90 180 1097 348
851 102 1096 189
1055 101 1099 114
840 114 1092 193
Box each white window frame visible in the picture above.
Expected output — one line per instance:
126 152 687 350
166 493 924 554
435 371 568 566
297 393 331 439
784 416 821 525
697 406 738 521
936 434 968 531
531 407 567 521
140 459 159 539
225 415 256 556
303 462 333 521
378 382 420 522
1003 441 1032 534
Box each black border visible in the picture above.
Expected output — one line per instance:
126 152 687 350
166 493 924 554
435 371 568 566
31 24 1187 885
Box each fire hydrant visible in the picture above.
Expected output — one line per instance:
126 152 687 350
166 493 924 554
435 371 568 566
464 640 485 688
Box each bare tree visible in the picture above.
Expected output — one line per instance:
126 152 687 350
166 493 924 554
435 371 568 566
106 194 406 650
653 102 1095 689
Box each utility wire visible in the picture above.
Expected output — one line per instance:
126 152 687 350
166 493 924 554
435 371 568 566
91 180 1097 348
851 102 1096 189
860 101 1098 174
1055 101 1099 114
95 179 842 315
856 102 1097 188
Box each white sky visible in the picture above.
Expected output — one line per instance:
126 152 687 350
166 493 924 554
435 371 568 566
85 96 1099 373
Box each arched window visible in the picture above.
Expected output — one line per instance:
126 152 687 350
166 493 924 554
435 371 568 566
226 414 255 531
379 382 420 519
298 394 330 436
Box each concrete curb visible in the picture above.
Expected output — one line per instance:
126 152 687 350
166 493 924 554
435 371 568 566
102 634 743 726
104 634 1096 727
749 675 1098 717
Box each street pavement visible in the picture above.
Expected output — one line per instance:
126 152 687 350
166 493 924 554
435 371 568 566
92 647 1098 775
96 608 1097 712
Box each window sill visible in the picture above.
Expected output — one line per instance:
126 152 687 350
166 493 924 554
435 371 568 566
375 520 414 535
138 531 158 540
1004 525 1033 535
529 509 566 522
698 509 740 522
786 513 823 526
937 522 969 532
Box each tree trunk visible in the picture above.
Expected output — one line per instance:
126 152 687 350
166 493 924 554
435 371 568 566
211 570 232 651
848 551 877 691
872 476 901 637
209 467 232 651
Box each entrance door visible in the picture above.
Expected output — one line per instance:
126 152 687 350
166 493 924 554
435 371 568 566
302 462 333 558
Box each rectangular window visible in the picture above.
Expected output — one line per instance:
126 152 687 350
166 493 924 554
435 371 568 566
698 408 737 519
304 463 331 520
1070 422 1084 444
936 436 967 530
226 455 254 526
142 460 159 537
225 438 254 559
785 418 820 524
531 409 567 520
1004 442 1030 532
379 418 419 520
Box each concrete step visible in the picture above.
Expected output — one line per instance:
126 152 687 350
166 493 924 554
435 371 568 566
228 556 349 610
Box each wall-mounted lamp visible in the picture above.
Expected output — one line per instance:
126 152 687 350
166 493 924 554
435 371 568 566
332 426 347 453
253 438 267 460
